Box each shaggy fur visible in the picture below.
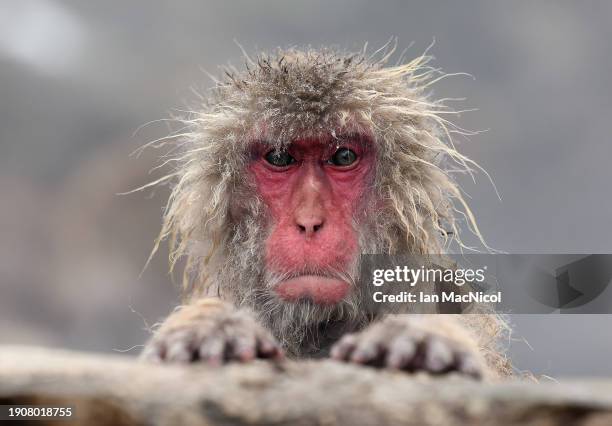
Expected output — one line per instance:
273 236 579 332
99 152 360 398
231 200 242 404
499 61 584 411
141 45 511 375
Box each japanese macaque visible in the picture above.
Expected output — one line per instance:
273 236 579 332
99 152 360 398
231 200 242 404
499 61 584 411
140 46 511 379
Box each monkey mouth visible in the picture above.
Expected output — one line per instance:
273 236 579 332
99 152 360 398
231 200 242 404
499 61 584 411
274 274 350 305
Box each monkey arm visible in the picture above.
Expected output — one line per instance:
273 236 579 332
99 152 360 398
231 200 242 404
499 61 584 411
330 314 501 380
140 298 283 364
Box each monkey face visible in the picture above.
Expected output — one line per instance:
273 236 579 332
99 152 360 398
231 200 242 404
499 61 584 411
249 133 375 306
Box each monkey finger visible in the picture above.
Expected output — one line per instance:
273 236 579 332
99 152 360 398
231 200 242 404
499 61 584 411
385 336 417 369
330 334 357 361
349 338 383 364
140 341 166 363
165 336 196 363
455 352 483 380
422 337 454 373
198 336 225 366
228 332 257 362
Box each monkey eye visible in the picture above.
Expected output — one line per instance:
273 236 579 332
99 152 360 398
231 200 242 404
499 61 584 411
329 147 358 167
264 150 296 167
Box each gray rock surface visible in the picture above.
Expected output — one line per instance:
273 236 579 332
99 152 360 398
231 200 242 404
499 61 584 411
1 345 612 426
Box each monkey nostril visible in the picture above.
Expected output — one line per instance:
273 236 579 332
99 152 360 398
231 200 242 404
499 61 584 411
296 221 324 234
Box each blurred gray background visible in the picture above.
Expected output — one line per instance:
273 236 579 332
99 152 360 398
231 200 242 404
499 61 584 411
1 0 611 378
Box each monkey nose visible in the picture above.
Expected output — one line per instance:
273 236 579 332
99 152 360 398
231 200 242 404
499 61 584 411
295 217 324 236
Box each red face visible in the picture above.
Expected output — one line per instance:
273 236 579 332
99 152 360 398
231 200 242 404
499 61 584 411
249 134 374 306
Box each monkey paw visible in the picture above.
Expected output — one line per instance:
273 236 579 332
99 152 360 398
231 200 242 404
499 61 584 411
140 308 283 365
330 316 484 379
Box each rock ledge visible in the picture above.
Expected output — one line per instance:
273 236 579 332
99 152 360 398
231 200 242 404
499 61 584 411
1 345 611 425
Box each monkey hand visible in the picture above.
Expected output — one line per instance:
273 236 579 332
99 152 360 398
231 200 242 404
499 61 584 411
140 299 283 365
330 315 485 379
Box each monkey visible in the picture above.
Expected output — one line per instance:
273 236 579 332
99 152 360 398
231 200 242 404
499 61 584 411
139 46 512 380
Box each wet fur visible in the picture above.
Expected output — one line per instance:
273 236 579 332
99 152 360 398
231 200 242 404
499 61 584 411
142 44 512 377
